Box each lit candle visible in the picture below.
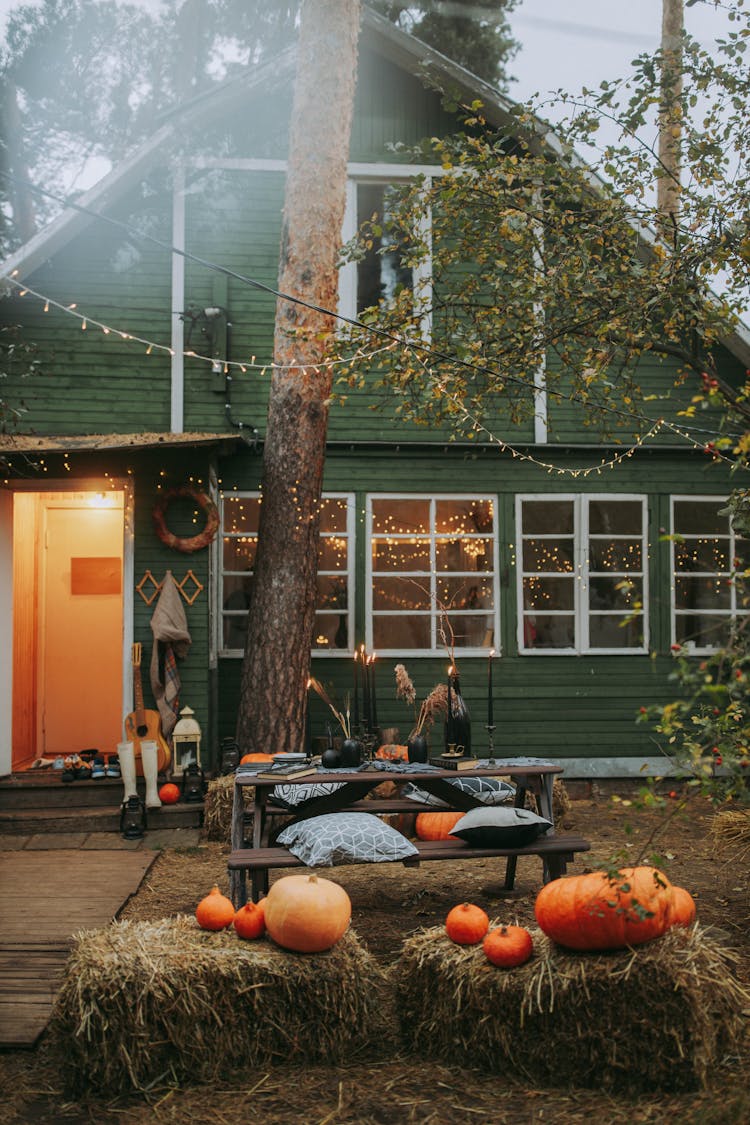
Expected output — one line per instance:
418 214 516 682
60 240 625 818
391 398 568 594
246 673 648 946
488 649 495 728
353 650 360 730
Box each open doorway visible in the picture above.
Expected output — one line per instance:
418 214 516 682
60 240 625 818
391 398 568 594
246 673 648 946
11 487 128 769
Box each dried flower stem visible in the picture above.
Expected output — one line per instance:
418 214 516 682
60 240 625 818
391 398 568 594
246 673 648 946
309 677 351 739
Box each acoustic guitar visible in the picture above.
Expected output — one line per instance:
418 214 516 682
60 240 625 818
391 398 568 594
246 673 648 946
123 642 171 775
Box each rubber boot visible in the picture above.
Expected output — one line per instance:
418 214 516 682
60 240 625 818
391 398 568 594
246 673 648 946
140 739 162 809
118 740 138 801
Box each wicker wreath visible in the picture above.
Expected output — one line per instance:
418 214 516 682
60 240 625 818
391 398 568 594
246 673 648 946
152 486 220 553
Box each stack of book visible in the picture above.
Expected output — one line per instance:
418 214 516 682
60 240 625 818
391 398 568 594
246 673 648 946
429 755 478 772
255 762 317 781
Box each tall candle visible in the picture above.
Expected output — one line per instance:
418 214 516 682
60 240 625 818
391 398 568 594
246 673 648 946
370 653 378 729
361 645 370 731
487 649 495 727
353 651 360 729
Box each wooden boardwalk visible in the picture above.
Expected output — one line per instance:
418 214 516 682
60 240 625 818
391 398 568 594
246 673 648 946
0 849 156 1047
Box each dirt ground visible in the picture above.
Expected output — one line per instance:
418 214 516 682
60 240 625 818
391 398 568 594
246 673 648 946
2 786 750 1125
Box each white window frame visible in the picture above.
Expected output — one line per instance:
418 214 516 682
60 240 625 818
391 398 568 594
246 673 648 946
670 494 741 654
516 493 649 656
338 164 435 341
366 492 500 656
218 490 356 658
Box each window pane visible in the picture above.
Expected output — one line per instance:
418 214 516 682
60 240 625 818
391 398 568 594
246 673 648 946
357 183 412 311
447 613 494 648
675 613 731 648
320 497 348 533
313 613 349 650
523 576 574 611
372 614 431 649
674 538 730 572
372 537 431 571
522 500 574 535
589 576 642 611
223 496 261 534
316 575 348 610
435 537 493 571
674 500 728 536
223 537 256 571
589 539 642 571
675 575 732 611
522 539 575 572
371 498 429 534
523 614 575 648
435 499 494 534
589 613 643 648
589 500 642 535
372 577 430 611
437 576 494 608
318 536 348 570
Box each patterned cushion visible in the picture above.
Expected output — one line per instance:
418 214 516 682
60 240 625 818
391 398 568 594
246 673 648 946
276 812 418 867
450 807 551 847
402 777 515 808
269 781 344 809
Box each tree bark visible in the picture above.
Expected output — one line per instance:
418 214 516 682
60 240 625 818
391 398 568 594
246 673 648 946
657 0 683 236
236 0 361 754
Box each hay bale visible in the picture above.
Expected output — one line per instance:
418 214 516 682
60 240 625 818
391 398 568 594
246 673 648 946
49 915 390 1094
395 923 750 1093
525 779 571 819
202 774 252 842
710 809 750 853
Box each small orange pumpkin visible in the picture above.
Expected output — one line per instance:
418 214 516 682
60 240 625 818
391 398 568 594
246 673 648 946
240 752 274 764
415 811 463 840
158 782 180 805
445 902 490 945
483 924 533 968
233 899 266 940
196 885 235 931
668 885 697 928
535 865 675 952
264 874 351 953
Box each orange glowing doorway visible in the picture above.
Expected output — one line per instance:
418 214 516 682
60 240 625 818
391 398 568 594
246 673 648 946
12 489 126 768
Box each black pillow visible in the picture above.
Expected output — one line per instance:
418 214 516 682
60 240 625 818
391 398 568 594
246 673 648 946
450 806 551 847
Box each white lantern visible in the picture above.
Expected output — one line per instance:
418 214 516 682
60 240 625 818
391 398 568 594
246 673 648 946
172 706 202 777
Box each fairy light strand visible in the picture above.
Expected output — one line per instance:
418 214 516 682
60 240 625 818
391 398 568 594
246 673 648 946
2 276 398 374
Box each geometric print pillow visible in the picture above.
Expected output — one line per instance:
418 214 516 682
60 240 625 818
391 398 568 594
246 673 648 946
268 781 345 809
402 776 515 808
276 812 418 867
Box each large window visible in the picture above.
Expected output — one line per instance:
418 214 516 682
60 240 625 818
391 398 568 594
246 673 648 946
368 495 498 654
220 492 355 655
671 496 744 651
517 495 647 654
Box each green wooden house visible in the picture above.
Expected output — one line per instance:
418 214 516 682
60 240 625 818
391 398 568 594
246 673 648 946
1 9 747 780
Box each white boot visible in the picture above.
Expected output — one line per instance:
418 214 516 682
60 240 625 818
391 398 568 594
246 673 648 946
117 740 138 801
140 739 162 809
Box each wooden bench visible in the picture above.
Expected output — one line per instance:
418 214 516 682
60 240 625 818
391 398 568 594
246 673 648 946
228 833 591 905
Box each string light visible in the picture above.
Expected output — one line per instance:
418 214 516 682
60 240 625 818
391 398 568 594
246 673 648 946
2 276 398 375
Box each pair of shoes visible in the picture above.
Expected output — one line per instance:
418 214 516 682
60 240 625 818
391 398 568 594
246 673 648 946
105 755 121 778
30 757 53 770
61 755 77 783
91 756 106 780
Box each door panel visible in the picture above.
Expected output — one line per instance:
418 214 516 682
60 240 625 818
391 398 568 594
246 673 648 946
40 504 124 757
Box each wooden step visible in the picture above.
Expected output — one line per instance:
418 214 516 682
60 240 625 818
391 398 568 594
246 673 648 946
0 773 162 809
0 800 203 835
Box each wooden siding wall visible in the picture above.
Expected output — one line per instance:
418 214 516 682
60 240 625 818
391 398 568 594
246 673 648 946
215 443 738 762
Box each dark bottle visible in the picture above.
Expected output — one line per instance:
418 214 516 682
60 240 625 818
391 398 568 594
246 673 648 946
445 672 471 757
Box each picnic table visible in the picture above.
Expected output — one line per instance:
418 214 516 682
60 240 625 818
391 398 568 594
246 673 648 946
228 757 590 906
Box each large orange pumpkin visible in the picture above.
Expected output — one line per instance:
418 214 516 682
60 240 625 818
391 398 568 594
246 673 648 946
263 874 351 953
415 811 463 840
534 865 676 951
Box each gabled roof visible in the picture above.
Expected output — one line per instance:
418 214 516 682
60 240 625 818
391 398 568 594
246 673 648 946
2 7 749 366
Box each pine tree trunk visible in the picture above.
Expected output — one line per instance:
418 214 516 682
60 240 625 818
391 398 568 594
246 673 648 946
236 0 361 754
657 0 683 235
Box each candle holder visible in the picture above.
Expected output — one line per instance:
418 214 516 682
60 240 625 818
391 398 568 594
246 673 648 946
485 724 497 767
